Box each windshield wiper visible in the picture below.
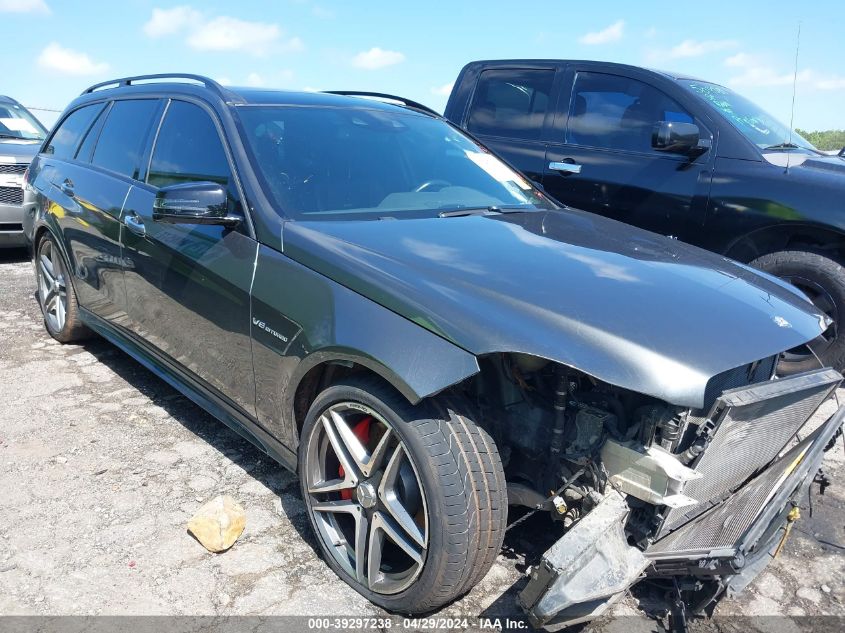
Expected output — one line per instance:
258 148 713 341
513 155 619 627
0 134 23 140
763 142 802 151
438 206 533 218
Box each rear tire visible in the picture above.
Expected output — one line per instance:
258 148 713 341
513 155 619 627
298 376 507 613
750 249 845 373
36 233 90 343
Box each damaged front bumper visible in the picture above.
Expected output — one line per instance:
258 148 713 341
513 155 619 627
519 369 844 630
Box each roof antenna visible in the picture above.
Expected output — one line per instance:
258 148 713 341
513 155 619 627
786 21 801 172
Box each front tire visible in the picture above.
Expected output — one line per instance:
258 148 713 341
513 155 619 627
750 250 845 373
298 376 507 613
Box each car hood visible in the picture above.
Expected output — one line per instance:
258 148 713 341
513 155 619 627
284 209 827 408
762 150 845 176
0 138 39 164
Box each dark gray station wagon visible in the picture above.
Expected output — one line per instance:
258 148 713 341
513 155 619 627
25 74 844 629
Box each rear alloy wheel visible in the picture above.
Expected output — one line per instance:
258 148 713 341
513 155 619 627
750 250 845 374
299 377 507 613
36 234 89 343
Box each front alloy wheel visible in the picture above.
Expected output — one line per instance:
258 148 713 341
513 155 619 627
299 377 507 613
304 402 428 595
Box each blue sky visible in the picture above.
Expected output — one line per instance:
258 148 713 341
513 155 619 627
2 0 844 130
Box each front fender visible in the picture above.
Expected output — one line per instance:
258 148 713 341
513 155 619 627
250 244 480 448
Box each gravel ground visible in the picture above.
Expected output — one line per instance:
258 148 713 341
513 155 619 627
0 246 842 631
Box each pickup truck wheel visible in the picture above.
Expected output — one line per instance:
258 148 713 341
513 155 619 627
298 376 507 613
36 234 90 343
750 250 845 374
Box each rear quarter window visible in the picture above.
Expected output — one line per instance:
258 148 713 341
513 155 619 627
44 104 104 159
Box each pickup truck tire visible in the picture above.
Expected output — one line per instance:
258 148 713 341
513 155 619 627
750 250 845 374
299 376 507 613
35 233 90 343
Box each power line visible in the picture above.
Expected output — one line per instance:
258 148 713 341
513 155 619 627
23 105 62 113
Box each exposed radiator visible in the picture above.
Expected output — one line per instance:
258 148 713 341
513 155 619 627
657 368 841 537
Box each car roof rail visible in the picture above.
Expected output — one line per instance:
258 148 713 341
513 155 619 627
80 73 238 100
323 91 440 117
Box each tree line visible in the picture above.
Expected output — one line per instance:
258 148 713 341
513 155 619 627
796 129 845 152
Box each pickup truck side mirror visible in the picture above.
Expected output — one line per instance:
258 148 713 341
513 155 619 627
652 121 705 155
153 182 241 227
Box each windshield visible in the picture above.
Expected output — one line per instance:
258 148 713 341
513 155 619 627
0 101 47 141
680 80 817 152
235 105 555 220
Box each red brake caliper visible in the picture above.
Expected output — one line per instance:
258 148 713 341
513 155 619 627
339 416 372 500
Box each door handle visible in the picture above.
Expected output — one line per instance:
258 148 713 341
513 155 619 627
58 179 75 197
549 161 583 174
124 213 146 237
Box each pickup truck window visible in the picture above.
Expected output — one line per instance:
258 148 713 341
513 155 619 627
567 72 693 153
467 69 554 140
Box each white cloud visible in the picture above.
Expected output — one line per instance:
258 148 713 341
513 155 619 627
579 20 624 45
816 76 845 91
187 16 280 55
667 39 737 59
37 42 108 75
143 6 202 38
724 52 758 68
351 47 405 70
0 0 49 13
430 82 454 96
143 7 301 56
729 67 811 87
312 5 334 19
278 36 304 53
245 72 265 87
725 53 845 91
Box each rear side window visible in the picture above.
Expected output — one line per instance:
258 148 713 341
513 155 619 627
467 69 555 140
567 72 694 153
44 104 103 159
92 99 160 179
148 101 231 189
75 105 109 163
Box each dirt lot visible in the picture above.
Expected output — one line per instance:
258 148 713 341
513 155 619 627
0 246 842 631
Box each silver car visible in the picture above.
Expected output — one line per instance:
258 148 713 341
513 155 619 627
0 95 47 248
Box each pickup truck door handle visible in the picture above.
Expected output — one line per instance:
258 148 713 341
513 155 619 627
549 161 582 174
124 213 146 238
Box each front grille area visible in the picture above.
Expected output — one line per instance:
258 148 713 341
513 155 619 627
648 429 816 557
0 164 27 175
0 186 24 206
658 368 841 536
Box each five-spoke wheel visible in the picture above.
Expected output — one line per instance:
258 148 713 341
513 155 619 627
303 402 428 595
299 378 507 613
37 238 68 333
36 234 88 343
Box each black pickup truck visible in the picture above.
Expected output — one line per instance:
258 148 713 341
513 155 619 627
445 60 845 372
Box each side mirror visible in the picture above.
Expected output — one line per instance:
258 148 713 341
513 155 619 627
152 182 241 227
652 121 705 155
